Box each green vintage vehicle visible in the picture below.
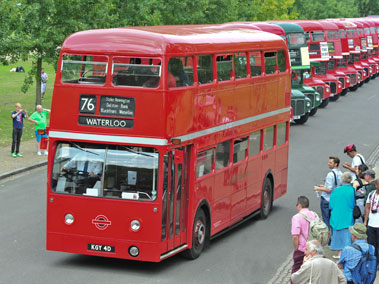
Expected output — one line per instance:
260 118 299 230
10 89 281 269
273 22 322 118
291 89 312 124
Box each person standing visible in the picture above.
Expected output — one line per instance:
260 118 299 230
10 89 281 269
29 105 50 155
338 223 376 284
313 156 342 230
353 164 369 223
343 144 365 180
11 103 36 157
291 240 346 284
329 172 355 258
364 179 379 262
364 169 377 201
291 196 316 275
41 68 48 99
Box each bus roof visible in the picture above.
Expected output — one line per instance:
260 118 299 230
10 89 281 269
61 25 286 56
252 23 286 36
318 21 339 31
294 21 323 32
270 22 304 33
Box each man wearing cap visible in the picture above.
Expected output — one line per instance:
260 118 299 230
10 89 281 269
365 179 379 262
338 223 376 284
364 170 377 201
343 144 365 180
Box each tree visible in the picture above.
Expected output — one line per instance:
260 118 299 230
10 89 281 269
356 0 379 17
0 0 117 106
292 0 359 20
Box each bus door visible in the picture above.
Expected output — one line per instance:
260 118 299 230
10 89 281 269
162 147 189 252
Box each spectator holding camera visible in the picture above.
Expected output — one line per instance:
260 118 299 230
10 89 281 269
364 179 379 261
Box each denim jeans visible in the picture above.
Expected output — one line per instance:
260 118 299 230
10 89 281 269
320 197 331 230
367 226 379 261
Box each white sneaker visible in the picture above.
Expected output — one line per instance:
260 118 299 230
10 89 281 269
37 151 42 156
43 151 48 156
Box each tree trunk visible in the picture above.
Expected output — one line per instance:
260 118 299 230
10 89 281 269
35 56 42 106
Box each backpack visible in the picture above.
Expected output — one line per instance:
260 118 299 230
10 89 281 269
351 243 377 284
299 212 329 246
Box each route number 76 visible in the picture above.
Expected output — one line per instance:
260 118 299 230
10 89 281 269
79 94 97 114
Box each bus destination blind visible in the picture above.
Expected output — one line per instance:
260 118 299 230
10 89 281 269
78 94 135 128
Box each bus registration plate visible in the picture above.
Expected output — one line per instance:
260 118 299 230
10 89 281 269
88 243 115 253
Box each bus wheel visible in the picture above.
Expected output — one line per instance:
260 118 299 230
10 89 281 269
294 113 309 125
349 85 359 92
329 93 340 102
260 178 273 219
340 89 348 96
319 98 329 108
182 209 207 260
309 107 317 116
359 81 364 87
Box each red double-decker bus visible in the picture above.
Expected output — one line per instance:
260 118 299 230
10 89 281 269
46 25 291 262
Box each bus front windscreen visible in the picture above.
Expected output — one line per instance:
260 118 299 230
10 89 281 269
315 62 327 75
287 33 306 47
51 142 159 201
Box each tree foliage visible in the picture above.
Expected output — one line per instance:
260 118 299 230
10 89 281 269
292 0 359 19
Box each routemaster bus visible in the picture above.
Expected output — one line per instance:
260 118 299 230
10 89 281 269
46 25 291 262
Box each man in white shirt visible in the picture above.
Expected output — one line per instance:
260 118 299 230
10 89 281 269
314 156 342 230
364 179 379 262
343 144 365 180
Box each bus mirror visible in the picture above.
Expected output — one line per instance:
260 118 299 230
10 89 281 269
174 151 184 164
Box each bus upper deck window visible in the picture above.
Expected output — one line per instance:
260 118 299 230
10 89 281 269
264 52 277 75
198 55 213 85
61 55 107 85
216 54 233 82
112 57 161 88
249 51 262 77
234 52 247 79
168 57 194 88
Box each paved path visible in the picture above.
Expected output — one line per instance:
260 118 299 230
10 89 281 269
0 139 47 179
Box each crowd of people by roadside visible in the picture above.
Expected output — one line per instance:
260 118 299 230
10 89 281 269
291 144 378 284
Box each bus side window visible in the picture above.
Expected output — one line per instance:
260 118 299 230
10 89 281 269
278 50 286 73
233 137 248 163
264 52 277 75
216 54 233 82
216 140 231 170
168 57 193 88
249 51 262 77
196 149 214 178
234 52 247 79
249 130 261 156
263 126 274 151
198 55 213 84
276 122 287 146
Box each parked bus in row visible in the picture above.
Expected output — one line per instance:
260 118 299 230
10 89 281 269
46 25 291 262
295 20 343 101
271 22 321 120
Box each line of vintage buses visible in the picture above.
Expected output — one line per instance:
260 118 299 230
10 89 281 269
46 17 379 262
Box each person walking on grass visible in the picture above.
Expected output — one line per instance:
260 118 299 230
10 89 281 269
29 105 50 156
41 68 48 99
11 103 36 157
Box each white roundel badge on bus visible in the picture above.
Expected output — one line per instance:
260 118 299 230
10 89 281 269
92 215 112 230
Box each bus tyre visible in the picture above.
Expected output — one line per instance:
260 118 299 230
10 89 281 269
340 89 348 96
294 113 309 125
260 178 273 219
359 81 364 87
349 85 359 92
182 209 207 260
329 93 340 102
309 107 317 116
319 98 329 108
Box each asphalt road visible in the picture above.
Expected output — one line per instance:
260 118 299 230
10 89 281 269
1 79 379 284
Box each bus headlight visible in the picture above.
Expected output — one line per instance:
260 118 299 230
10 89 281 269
346 78 350 83
130 220 141 232
326 87 330 93
129 246 140 257
316 94 321 102
306 101 311 107
65 213 74 225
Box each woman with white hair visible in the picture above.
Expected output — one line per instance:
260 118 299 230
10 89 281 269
329 172 355 258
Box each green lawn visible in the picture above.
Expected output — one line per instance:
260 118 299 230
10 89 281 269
0 61 56 147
